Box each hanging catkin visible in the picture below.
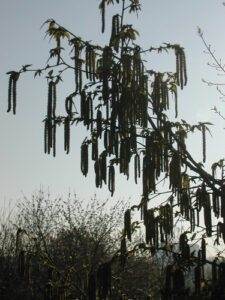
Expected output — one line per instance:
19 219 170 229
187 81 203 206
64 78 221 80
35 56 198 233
44 119 49 154
190 208 195 232
18 250 25 277
163 204 173 237
219 262 225 284
91 48 96 82
85 95 91 126
88 274 96 300
85 46 96 81
169 151 182 192
165 265 172 296
92 132 98 161
124 209 131 241
95 159 102 188
179 233 190 259
80 90 85 119
217 222 225 242
201 238 206 264
134 153 140 184
195 266 201 295
45 267 53 299
78 59 83 93
47 81 54 118
152 73 162 114
74 55 83 94
213 189 220 218
100 150 107 184
56 36 61 65
110 14 120 52
120 238 126 268
7 72 19 114
64 116 70 154
202 124 206 163
212 260 217 284
45 81 57 155
97 262 111 299
145 209 155 245
7 74 13 113
100 0 106 33
175 47 187 89
154 216 159 248
65 96 73 117
96 109 103 138
202 187 212 237
73 38 81 93
85 45 90 79
220 185 225 220
81 143 88 177
104 129 109 150
102 47 112 108
142 154 156 197
173 269 185 296
53 122 56 157
16 228 22 254
108 165 115 196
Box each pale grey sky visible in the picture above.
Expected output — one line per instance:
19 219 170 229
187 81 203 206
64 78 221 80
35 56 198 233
0 0 225 208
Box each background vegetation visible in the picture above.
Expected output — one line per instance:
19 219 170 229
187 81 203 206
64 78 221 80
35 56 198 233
2 0 225 299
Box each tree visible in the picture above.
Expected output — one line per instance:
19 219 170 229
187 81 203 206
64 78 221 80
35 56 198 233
0 191 166 299
15 191 125 299
6 0 225 298
198 25 225 122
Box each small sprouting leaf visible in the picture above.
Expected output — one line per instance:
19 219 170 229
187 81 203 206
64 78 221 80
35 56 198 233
127 29 136 40
191 232 196 241
22 64 33 72
201 281 205 288
6 71 15 75
49 20 55 29
34 70 42 77
55 75 62 85
165 245 172 251
171 84 177 93
63 31 70 40
133 29 139 36
175 211 180 217
48 70 53 77
99 1 104 9
183 176 190 188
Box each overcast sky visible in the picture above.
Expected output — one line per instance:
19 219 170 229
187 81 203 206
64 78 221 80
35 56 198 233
0 0 225 209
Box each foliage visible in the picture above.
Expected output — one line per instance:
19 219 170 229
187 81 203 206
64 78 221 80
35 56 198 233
5 0 225 299
0 191 167 299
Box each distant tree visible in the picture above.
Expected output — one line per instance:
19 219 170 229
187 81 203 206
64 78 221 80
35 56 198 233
15 191 125 298
0 191 168 299
6 0 225 298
